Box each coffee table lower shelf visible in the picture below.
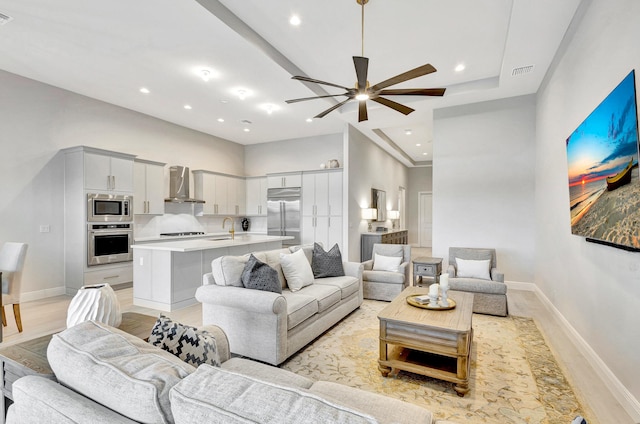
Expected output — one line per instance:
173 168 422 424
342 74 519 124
378 334 472 397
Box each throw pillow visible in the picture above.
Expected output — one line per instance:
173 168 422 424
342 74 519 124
455 257 491 280
280 248 315 291
241 254 282 294
211 255 247 287
372 253 403 272
311 242 345 278
148 314 221 367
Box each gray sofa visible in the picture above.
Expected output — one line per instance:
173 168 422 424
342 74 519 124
362 243 411 301
446 247 508 316
196 245 364 365
6 320 457 424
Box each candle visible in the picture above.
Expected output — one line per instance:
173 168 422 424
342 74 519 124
429 283 439 296
440 273 449 289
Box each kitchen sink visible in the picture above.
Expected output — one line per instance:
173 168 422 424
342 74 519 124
208 236 232 241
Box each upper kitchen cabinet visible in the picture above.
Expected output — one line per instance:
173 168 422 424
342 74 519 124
267 172 302 189
134 159 165 215
193 170 245 216
63 146 135 193
246 176 267 216
83 150 135 192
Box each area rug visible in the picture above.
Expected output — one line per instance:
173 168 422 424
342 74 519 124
282 300 592 423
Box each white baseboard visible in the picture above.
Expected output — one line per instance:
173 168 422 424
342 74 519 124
505 280 536 291
532 285 640 421
21 286 67 303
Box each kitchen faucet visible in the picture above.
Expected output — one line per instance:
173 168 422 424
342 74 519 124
222 217 235 240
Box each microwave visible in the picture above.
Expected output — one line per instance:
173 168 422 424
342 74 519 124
87 193 132 222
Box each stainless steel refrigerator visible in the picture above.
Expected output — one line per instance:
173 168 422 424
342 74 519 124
267 187 301 246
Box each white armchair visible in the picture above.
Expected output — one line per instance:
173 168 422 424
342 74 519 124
446 247 507 316
0 242 28 332
362 243 411 301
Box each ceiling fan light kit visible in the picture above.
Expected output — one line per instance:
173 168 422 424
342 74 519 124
286 0 446 122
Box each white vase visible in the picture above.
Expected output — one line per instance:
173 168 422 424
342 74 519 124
66 283 122 328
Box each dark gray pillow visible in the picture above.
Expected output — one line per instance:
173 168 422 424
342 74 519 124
148 314 221 367
312 243 345 278
241 254 282 294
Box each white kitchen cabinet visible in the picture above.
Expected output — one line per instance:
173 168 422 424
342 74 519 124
229 177 246 216
194 170 246 216
134 159 165 215
246 177 267 216
301 169 343 251
84 151 134 192
267 172 302 188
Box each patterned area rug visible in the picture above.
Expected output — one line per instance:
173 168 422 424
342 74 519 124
282 300 592 423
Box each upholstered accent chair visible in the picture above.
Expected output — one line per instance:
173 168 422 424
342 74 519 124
0 242 28 332
446 247 507 316
362 243 411 301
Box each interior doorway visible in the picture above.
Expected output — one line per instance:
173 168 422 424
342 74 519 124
398 186 406 230
418 191 433 247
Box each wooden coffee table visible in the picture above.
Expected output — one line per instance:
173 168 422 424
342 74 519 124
378 287 474 396
0 312 157 421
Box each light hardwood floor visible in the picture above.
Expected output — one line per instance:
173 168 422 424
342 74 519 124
0 248 634 424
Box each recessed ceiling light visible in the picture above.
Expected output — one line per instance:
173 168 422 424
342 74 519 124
139 87 150 94
289 15 301 26
243 128 251 132
416 143 421 147
234 88 253 100
260 103 280 115
405 129 412 135
184 104 192 110
455 63 466 72
217 118 225 123
306 118 313 123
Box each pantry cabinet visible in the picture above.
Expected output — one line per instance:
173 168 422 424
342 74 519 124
246 177 267 216
301 169 343 251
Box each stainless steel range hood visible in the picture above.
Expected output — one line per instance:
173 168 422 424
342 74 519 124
165 166 205 203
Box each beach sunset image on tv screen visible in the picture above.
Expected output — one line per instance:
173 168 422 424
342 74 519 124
567 70 640 250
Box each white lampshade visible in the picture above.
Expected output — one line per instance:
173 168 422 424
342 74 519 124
388 210 400 220
361 208 377 220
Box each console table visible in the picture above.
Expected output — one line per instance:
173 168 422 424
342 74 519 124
0 312 157 421
360 229 408 261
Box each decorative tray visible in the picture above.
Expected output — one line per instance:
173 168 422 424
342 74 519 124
406 294 456 310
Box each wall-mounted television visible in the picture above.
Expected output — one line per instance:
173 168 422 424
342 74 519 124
566 70 640 251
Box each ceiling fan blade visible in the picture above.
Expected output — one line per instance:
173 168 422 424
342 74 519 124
292 76 352 91
285 93 351 104
353 56 369 91
370 64 437 91
378 88 446 96
371 97 415 115
314 98 352 119
358 101 368 122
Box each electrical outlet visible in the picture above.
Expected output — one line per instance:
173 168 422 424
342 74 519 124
39 225 50 233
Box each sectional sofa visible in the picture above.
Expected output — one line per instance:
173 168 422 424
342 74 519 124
6 320 458 424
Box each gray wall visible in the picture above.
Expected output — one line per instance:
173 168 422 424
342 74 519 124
535 0 640 409
346 125 409 262
407 166 433 246
432 95 537 283
243 133 343 176
0 70 244 300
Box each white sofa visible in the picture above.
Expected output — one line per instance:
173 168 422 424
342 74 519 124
6 321 458 424
196 245 363 365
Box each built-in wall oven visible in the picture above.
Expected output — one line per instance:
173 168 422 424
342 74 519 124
87 193 132 222
87 223 133 266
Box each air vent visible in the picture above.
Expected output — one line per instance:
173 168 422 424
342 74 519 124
512 65 534 77
0 12 13 25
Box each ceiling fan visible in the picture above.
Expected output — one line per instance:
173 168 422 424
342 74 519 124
286 0 446 122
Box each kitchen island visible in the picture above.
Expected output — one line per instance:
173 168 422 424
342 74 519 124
132 234 293 311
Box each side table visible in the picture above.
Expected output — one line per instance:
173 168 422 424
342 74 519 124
0 312 157 421
412 257 443 286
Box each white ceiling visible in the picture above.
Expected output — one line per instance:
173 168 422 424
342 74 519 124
0 0 582 166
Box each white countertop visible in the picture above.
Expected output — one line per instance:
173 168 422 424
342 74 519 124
132 234 293 252
134 232 243 243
